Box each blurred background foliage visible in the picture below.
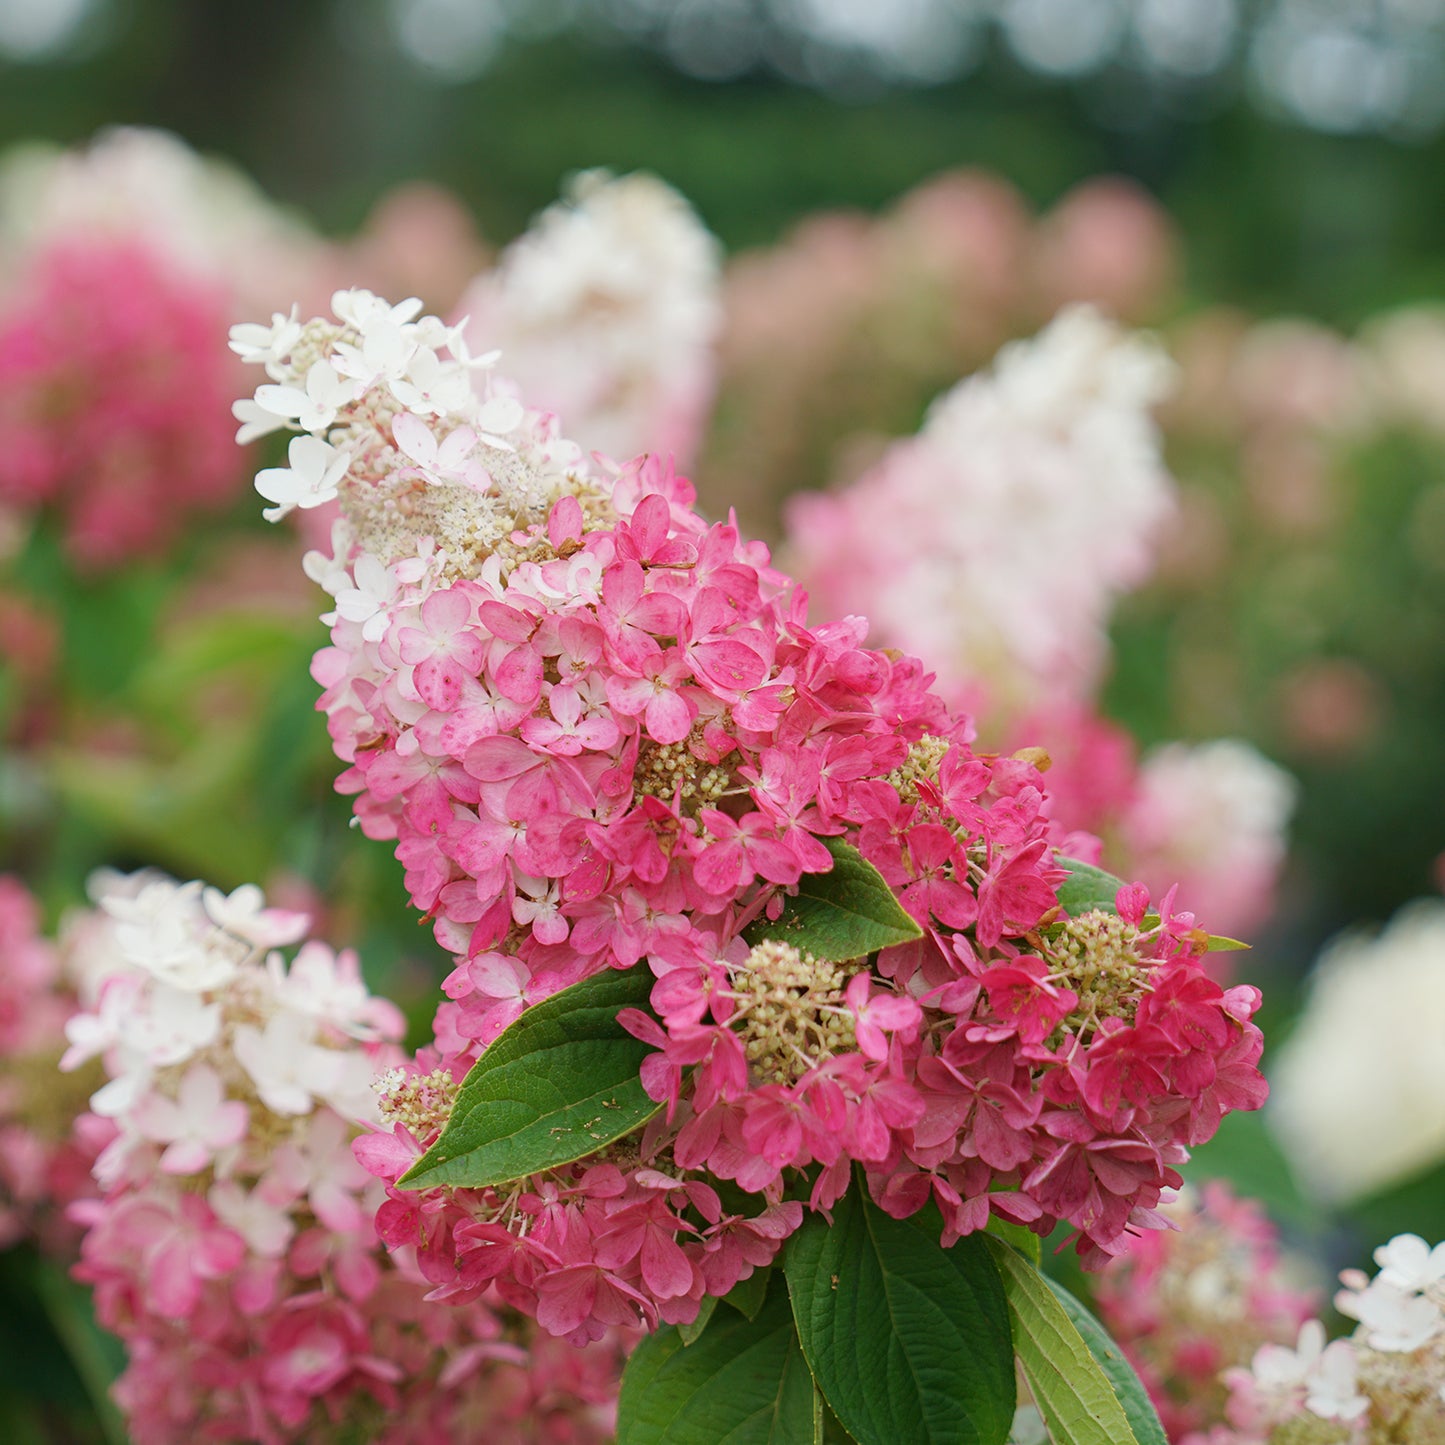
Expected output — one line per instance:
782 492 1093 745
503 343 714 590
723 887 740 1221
1 0 1444 321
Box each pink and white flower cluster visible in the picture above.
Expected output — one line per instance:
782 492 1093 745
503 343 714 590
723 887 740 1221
239 288 1267 1349
0 128 325 569
456 170 721 466
784 304 1178 719
1214 1233 1445 1444
1093 1182 1319 1443
60 869 625 1444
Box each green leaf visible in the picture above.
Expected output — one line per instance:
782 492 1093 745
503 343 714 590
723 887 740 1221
785 1187 1014 1445
1053 857 1128 918
618 1274 821 1445
678 1295 718 1346
722 1268 773 1321
984 1214 1042 1267
746 836 922 962
399 967 662 1190
984 1238 1158 1445
1205 934 1250 952
30 1256 127 1445
1044 1276 1168 1445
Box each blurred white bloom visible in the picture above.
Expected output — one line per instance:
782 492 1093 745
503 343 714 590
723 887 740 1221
1270 901 1445 1204
456 170 722 464
202 883 310 949
1360 306 1445 434
132 1063 249 1175
0 128 327 314
786 304 1176 716
233 1012 342 1117
103 878 237 992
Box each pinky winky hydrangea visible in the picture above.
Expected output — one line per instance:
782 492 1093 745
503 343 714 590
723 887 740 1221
59 869 625 1444
233 285 1268 1369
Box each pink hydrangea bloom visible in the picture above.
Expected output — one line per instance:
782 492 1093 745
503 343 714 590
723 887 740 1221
0 238 240 568
239 288 1268 1351
0 128 330 570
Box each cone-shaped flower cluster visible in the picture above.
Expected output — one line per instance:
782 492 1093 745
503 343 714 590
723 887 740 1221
237 289 1267 1348
0 128 325 569
454 170 721 467
60 869 625 1444
784 304 1177 719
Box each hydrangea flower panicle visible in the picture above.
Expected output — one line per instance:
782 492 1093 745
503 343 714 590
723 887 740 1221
238 288 1267 1349
61 871 626 1443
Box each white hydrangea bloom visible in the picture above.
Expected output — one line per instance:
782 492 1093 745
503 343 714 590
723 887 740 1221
60 868 406 1184
0 127 326 313
1270 902 1445 1204
785 305 1177 716
233 285 614 594
102 878 238 992
455 170 722 464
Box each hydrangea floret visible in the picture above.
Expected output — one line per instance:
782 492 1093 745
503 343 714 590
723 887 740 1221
235 288 1267 1352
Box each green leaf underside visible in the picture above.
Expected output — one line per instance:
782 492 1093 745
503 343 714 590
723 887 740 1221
1044 1274 1169 1445
399 967 661 1191
786 1188 1014 1445
617 1274 821 1445
985 1238 1158 1445
746 836 923 962
1054 857 1128 918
